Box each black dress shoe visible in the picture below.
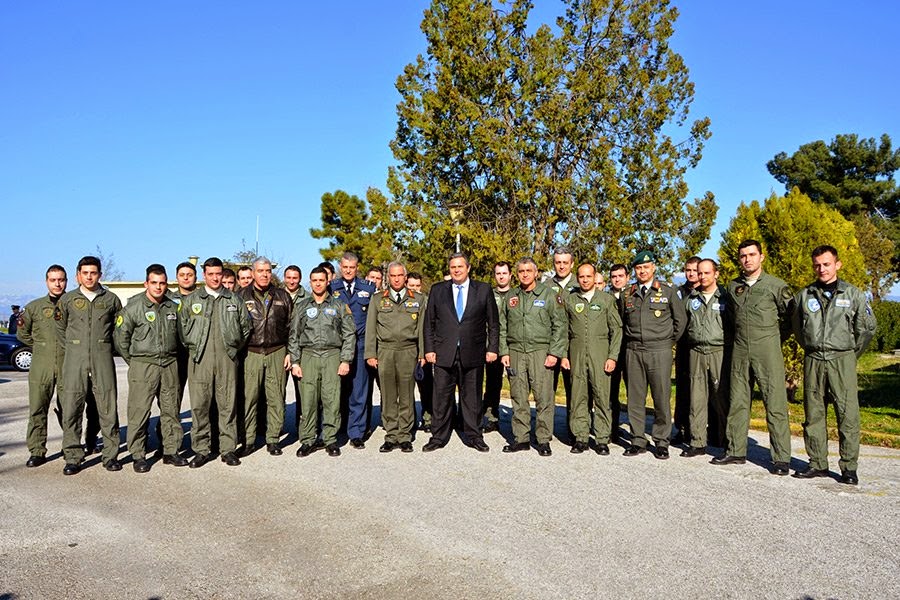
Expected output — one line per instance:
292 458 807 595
189 454 210 469
399 441 414 453
482 421 499 433
793 467 829 479
595 443 610 456
422 440 445 452
771 462 789 476
537 443 552 457
84 444 97 457
623 445 648 456
653 446 669 460
681 446 706 458
267 443 282 456
313 439 326 449
350 438 365 449
162 454 188 467
238 445 256 458
502 441 530 453
296 443 313 457
840 470 859 485
132 459 151 473
103 459 123 472
221 452 241 466
471 439 490 453
26 455 47 468
710 454 746 465
63 462 81 476
379 441 396 453
326 443 341 457
570 441 588 454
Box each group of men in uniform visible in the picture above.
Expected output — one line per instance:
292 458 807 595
17 239 875 484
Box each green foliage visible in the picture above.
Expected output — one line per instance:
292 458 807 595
386 0 714 280
767 133 900 280
717 188 869 389
872 300 900 352
309 188 399 269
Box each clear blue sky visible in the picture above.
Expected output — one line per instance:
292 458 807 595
2 1 898 300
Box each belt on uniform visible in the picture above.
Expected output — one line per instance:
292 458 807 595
247 344 286 356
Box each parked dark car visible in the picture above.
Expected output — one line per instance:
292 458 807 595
0 333 31 371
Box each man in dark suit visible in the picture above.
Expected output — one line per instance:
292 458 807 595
423 253 500 452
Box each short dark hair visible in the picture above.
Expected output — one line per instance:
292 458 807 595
203 257 224 271
176 261 196 274
685 255 702 267
366 266 383 276
610 263 627 275
284 265 302 277
77 256 101 272
317 262 335 275
46 264 67 278
494 261 511 271
737 239 762 254
811 245 839 260
222 268 236 279
146 264 167 279
448 252 469 266
237 265 252 275
310 266 328 278
406 271 423 281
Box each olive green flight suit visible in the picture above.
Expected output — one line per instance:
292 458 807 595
114 292 182 460
725 272 793 463
289 295 356 446
179 288 251 456
499 283 567 445
620 281 686 449
18 295 65 457
364 288 426 444
792 279 875 472
562 289 622 444
57 287 123 465
683 286 729 449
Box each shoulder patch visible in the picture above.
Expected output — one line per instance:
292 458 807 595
115 315 124 328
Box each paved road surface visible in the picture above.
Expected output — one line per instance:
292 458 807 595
1 362 898 599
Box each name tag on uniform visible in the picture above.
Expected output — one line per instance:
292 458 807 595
358 291 370 298
533 299 546 307
589 304 602 311
324 308 337 316
712 302 723 312
835 298 851 308
226 305 238 312
274 301 286 306
166 313 177 320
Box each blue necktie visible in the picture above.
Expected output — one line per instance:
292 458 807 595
455 285 464 320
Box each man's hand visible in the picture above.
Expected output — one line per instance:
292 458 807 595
291 364 302 379
501 355 510 368
544 355 558 368
366 358 378 368
604 359 617 374
283 354 292 371
561 358 570 371
425 352 437 364
338 362 350 376
486 351 498 363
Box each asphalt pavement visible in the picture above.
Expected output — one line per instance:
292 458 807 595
0 361 898 600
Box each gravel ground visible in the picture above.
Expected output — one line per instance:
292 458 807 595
0 361 898 600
